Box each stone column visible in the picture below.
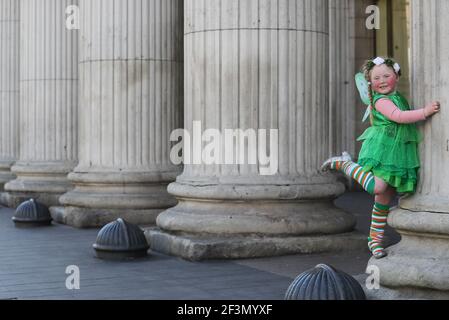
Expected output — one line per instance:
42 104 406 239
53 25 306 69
4 0 78 207
367 0 449 299
329 0 356 158
0 0 19 195
148 0 364 261
353 0 375 157
57 0 183 228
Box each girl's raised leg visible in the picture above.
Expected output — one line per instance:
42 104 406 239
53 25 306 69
321 152 376 195
321 154 396 258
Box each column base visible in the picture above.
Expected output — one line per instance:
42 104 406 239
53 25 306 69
0 175 15 192
0 161 15 192
58 170 180 228
146 227 366 261
366 208 449 297
4 161 75 207
0 192 9 206
151 184 361 260
354 274 449 300
150 176 359 260
156 199 356 235
50 206 165 228
0 171 13 205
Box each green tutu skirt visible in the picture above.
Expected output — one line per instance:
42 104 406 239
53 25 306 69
357 124 421 194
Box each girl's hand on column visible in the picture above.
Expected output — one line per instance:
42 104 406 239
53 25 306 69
424 101 441 118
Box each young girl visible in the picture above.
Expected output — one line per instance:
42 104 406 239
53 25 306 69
321 57 440 259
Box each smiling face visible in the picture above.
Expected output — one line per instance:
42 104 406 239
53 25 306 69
370 64 399 95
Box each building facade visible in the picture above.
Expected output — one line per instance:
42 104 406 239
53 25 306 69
1 0 448 298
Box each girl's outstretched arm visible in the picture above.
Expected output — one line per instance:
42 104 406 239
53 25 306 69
375 98 426 124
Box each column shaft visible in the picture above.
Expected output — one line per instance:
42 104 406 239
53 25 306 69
329 0 356 158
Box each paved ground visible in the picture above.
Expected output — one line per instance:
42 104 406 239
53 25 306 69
0 191 399 300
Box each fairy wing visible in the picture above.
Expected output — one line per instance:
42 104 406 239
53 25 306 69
354 73 371 122
355 73 370 105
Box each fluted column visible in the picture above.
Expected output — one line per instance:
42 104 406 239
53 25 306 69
4 0 78 207
57 0 183 227
367 0 449 299
329 0 356 158
149 0 364 261
354 0 375 157
0 0 19 195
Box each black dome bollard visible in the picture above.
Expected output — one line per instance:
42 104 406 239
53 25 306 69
12 199 52 228
93 218 150 260
285 264 366 300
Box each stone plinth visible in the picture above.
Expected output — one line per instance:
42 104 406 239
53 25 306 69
368 209 449 297
58 0 183 227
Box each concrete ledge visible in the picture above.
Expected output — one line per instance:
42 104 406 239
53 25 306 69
51 206 162 228
145 228 367 261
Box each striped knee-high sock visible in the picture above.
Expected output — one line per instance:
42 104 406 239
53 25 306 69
368 202 390 256
331 160 375 195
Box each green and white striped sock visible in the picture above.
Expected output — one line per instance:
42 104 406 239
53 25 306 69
331 160 375 195
368 202 390 257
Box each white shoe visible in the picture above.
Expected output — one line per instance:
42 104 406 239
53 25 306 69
320 151 352 172
368 237 388 259
372 248 388 259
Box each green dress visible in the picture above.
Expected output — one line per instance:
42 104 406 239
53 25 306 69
357 91 422 194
